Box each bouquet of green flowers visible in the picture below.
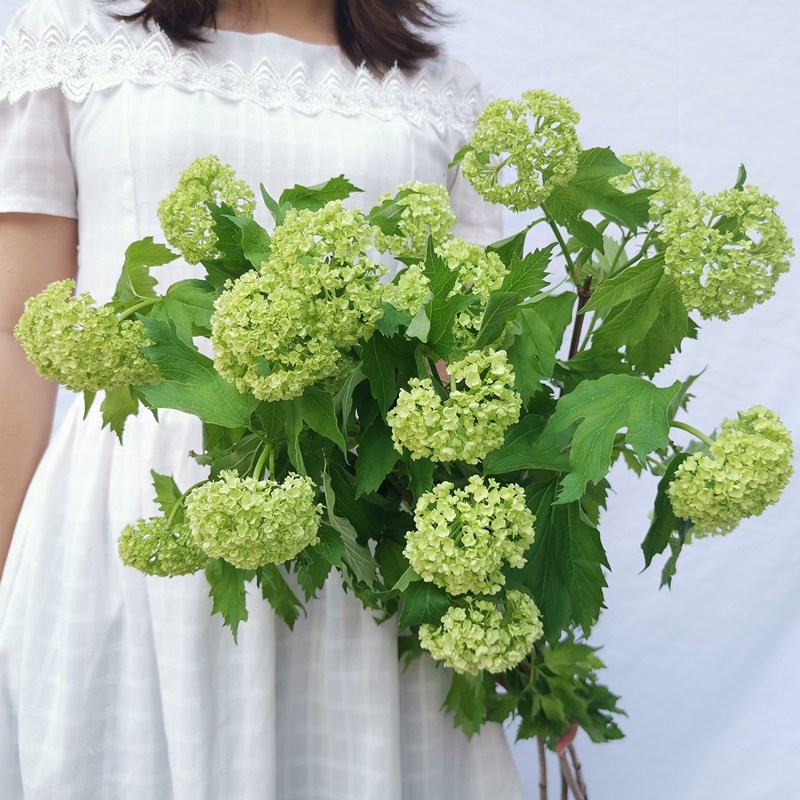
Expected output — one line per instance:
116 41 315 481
16 88 794 797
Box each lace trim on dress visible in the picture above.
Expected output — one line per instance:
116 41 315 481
0 22 483 136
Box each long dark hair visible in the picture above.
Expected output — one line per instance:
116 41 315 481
119 1 448 70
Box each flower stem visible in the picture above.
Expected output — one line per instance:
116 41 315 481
253 443 273 481
670 420 715 448
559 753 585 800
568 745 588 799
536 736 548 800
118 297 160 322
166 481 206 529
567 276 593 360
545 214 577 279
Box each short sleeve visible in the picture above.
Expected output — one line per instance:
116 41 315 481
442 59 503 247
0 0 78 218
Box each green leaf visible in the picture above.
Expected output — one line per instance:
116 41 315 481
583 255 693 375
321 463 377 588
499 247 553 298
279 175 363 211
218 215 271 269
136 317 259 428
733 163 747 191
487 227 528 267
100 384 139 442
333 366 366 439
205 558 248 642
443 672 487 738
398 580 451 629
660 525 691 589
543 374 682 503
642 453 692 568
447 143 472 170
149 279 216 344
253 402 286 443
295 548 332 600
506 307 558 404
282 398 306 474
257 564 304 629
473 292 521 349
375 537 412 591
82 389 96 419
300 385 347 454
668 370 705 419
544 147 653 235
260 183 285 226
354 417 399 498
111 237 176 310
406 305 431 342
151 470 183 517
527 292 577 355
516 479 609 641
403 455 435 502
482 415 571 474
376 303 412 337
360 333 398 414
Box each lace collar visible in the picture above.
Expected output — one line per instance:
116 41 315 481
0 17 484 137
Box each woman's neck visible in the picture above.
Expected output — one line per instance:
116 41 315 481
214 0 338 43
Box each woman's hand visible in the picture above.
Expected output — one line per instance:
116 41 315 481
0 213 77 578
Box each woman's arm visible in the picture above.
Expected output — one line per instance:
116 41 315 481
0 213 78 578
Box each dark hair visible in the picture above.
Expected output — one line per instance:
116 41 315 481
119 1 448 71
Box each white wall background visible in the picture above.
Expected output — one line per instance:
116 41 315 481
2 1 798 798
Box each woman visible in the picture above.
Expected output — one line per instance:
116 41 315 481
0 0 520 797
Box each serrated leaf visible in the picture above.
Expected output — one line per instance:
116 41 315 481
544 147 653 235
322 464 377 588
151 470 182 517
100 384 140 442
583 255 693 375
282 398 306 473
543 374 682 503
667 370 705 419
487 227 528 267
217 215 271 269
447 143 472 170
376 303 412 337
333 366 366 440
360 333 398 414
300 385 347 454
136 317 259 428
473 292 521 349
149 279 216 343
398 579 450 629
260 183 285 225
375 537 412 591
112 237 176 310
482 415 571 474
403 455 435 502
528 292 577 356
499 247 553 298
279 175 363 211
82 389 96 419
660 525 691 589
296 547 333 600
506 306 558 403
257 564 304 629
205 558 248 642
734 164 747 191
514 479 609 642
642 453 691 568
354 417 399 498
443 672 487 738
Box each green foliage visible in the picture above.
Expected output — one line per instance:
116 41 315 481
543 374 682 503
257 565 304 629
100 384 140 442
137 317 260 428
279 175 362 212
149 279 216 343
205 558 249 642
111 237 177 312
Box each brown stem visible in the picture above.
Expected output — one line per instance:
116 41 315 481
568 276 593 360
537 736 548 800
568 744 588 799
559 754 586 800
561 772 568 800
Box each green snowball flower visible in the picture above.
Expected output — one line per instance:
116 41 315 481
668 406 794 537
118 516 207 577
212 201 384 401
185 470 322 569
405 475 535 596
157 155 256 264
419 591 542 675
612 150 693 223
372 181 457 259
461 89 581 212
14 279 159 392
387 349 521 464
660 185 794 320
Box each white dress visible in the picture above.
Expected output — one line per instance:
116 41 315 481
0 1 523 798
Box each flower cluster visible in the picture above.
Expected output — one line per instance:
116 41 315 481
118 516 207 577
612 150 693 223
387 349 521 464
405 476 535 596
185 470 322 568
157 156 256 264
14 279 159 392
660 185 794 320
419 591 542 675
212 201 384 401
460 90 581 212
372 182 457 259
668 406 794 537
383 237 506 318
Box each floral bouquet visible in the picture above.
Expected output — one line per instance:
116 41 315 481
16 89 794 797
